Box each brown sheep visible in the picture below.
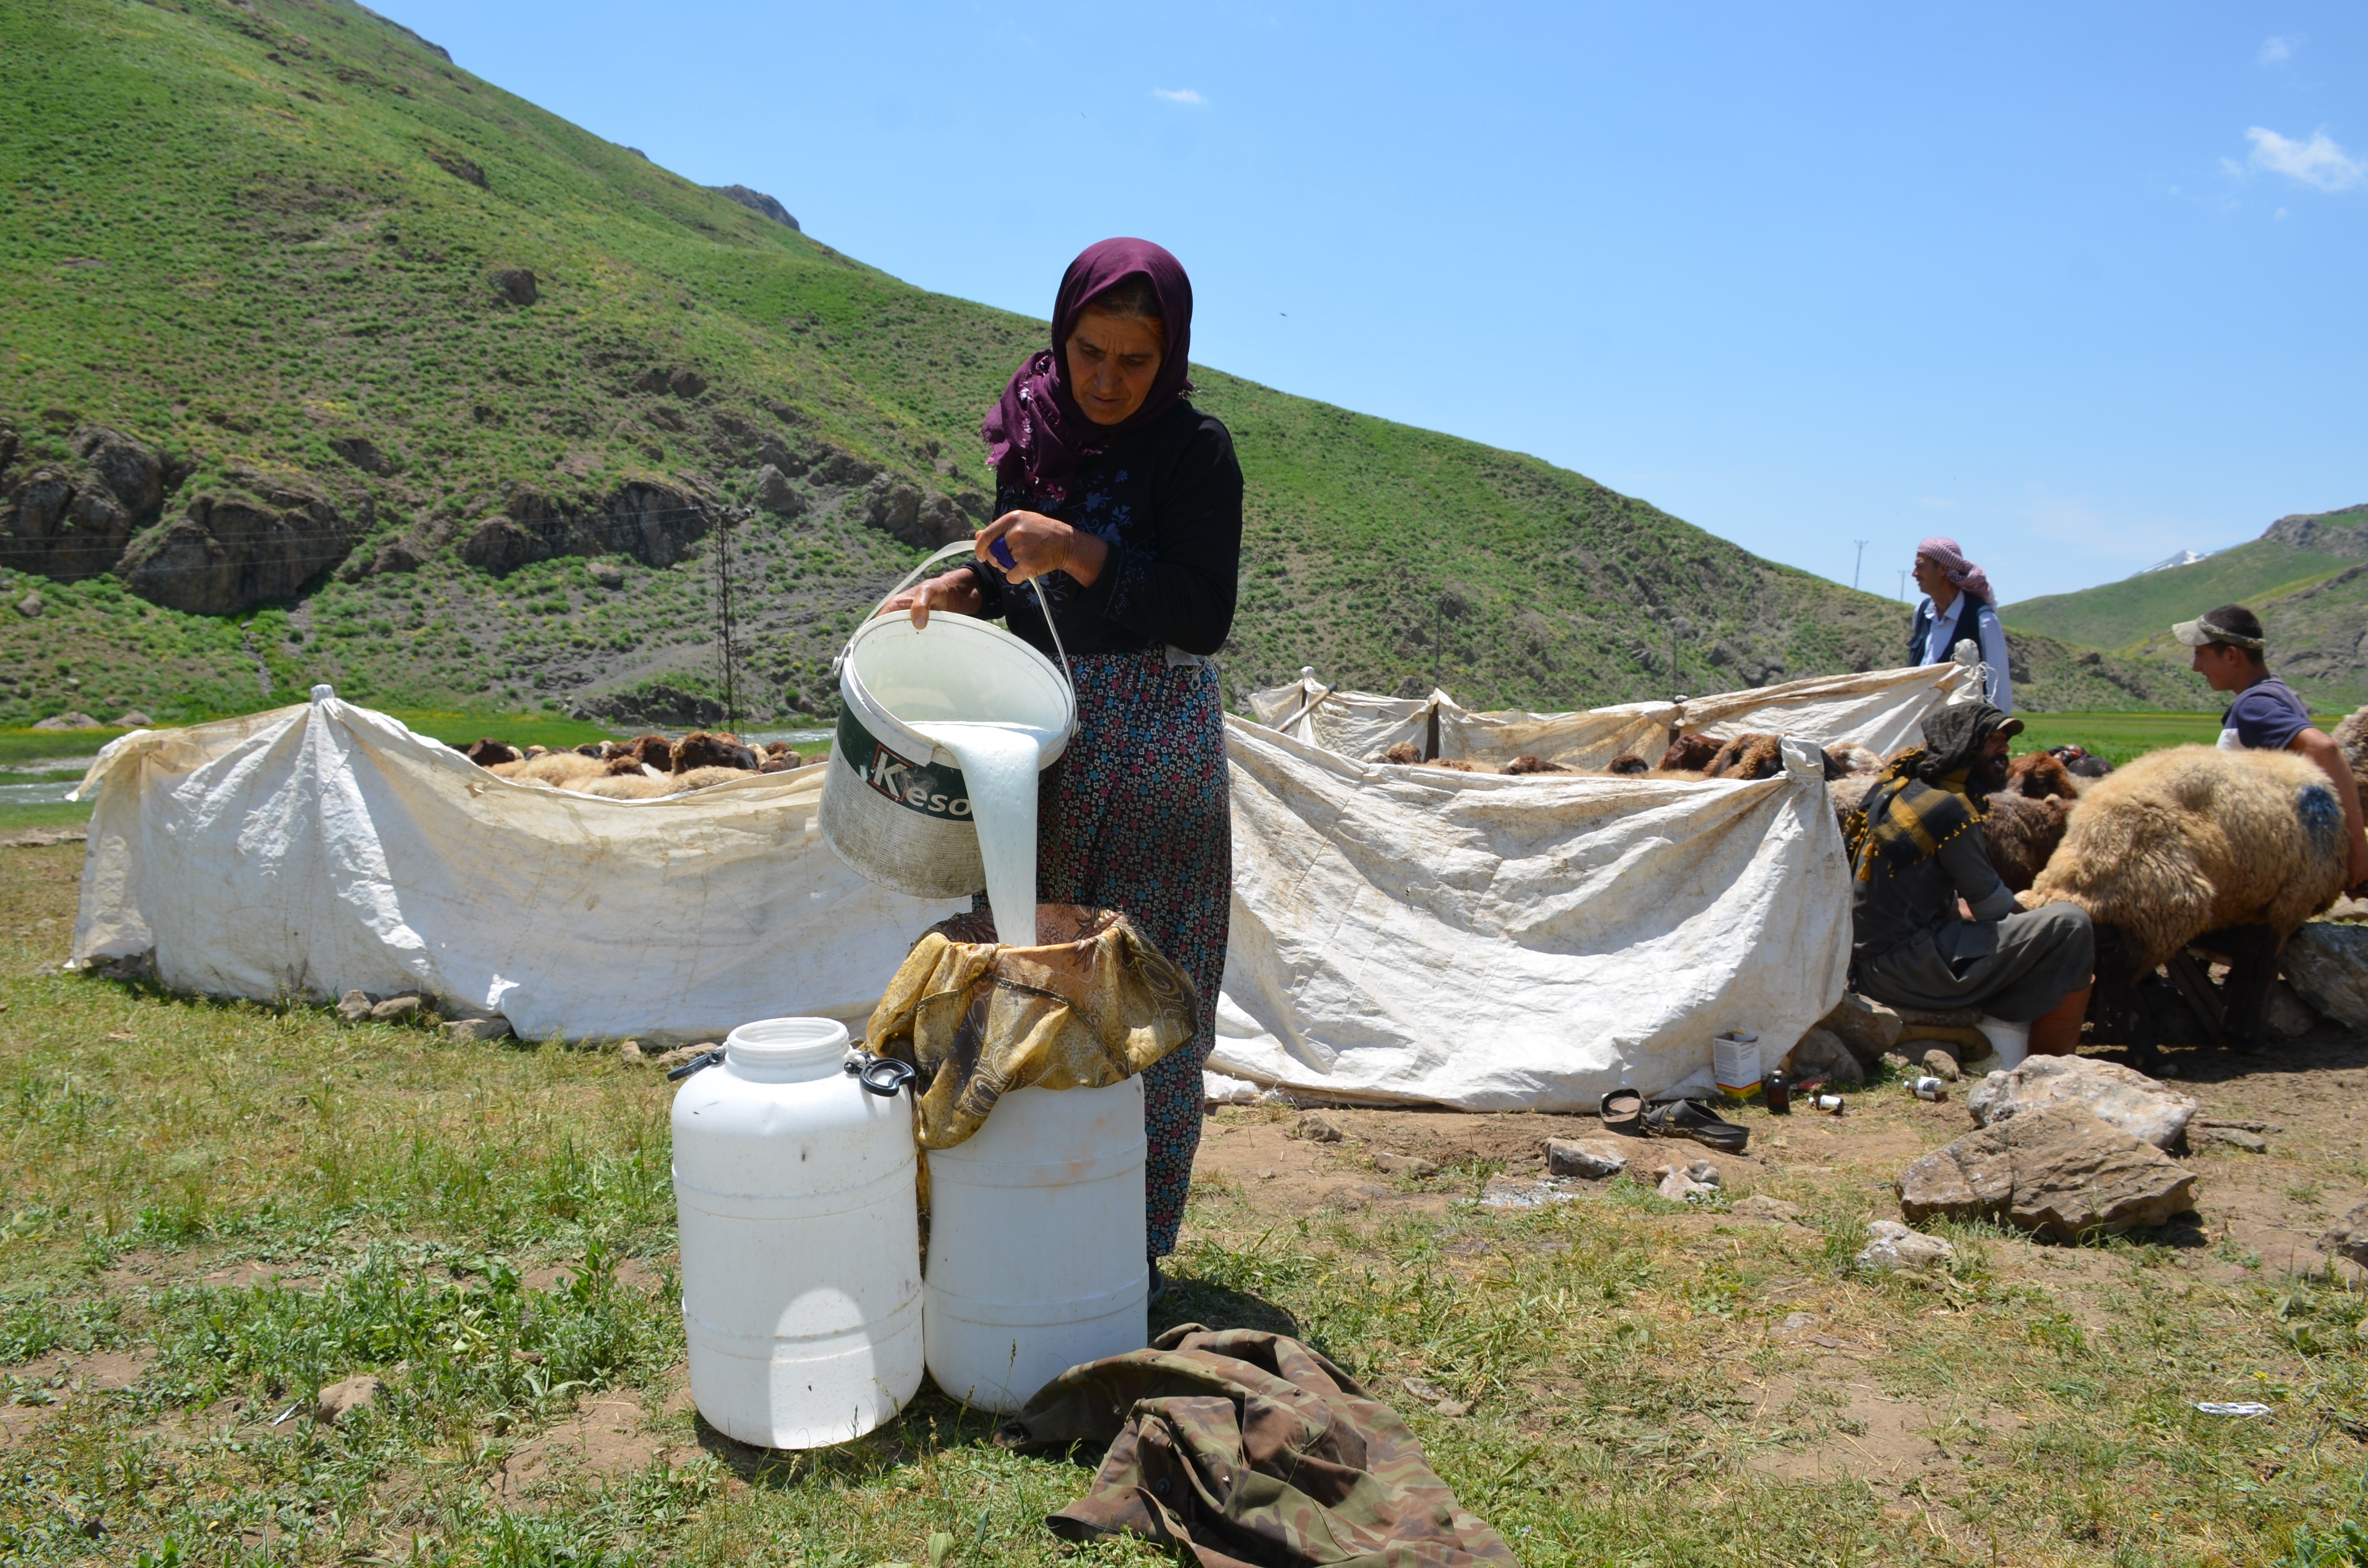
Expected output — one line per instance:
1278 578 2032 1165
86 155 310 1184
1421 758 1477 772
573 742 606 759
1981 792 2072 894
624 733 677 771
673 731 760 773
1382 741 1424 765
524 745 550 759
577 773 671 800
1502 754 1570 775
2331 705 2368 815
462 738 519 767
2027 744 2347 1068
1824 743 1882 777
672 765 760 791
507 751 606 788
2004 750 2080 801
1657 733 1722 772
604 753 648 775
1701 733 1784 781
1828 772 1880 831
1605 752 1651 775
759 752 804 773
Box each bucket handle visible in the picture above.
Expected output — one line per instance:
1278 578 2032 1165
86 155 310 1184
837 539 1073 696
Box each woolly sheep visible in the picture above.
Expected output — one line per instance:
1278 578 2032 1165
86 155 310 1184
2004 750 2080 801
1382 742 1423 765
673 731 760 773
1981 791 2072 894
1701 733 1783 781
671 764 759 791
1656 733 1722 772
2025 744 2346 1064
1605 752 1651 775
508 750 606 787
1501 754 1570 775
577 773 670 800
2331 705 2368 814
1825 743 1883 776
2048 744 2113 779
461 737 519 767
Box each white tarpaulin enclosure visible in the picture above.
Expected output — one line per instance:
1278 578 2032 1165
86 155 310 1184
70 696 963 1041
1247 661 1977 770
1209 719 1853 1108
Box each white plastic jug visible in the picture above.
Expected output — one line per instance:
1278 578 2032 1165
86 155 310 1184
1974 1013 2031 1071
672 1017 923 1448
823 541 1076 900
923 1077 1148 1413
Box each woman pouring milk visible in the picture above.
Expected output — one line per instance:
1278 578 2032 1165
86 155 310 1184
877 238 1243 1299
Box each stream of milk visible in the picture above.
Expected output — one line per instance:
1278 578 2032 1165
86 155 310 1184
910 720 1056 947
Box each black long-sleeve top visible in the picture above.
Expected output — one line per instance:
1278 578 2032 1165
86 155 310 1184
966 399 1243 659
1850 823 2018 961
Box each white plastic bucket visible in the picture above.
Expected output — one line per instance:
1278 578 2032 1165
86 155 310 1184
671 1017 923 1448
823 542 1076 899
923 1077 1148 1413
1713 1031 1762 1098
1974 1014 2031 1071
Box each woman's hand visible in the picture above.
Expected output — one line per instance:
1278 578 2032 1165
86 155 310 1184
877 568 985 628
975 511 1109 588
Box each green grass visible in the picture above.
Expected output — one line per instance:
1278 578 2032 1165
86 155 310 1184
378 709 616 751
2002 529 2368 653
0 0 2202 728
2015 709 2356 767
5 840 2368 1564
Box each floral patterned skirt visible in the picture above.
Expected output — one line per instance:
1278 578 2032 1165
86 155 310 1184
1024 648 1230 1257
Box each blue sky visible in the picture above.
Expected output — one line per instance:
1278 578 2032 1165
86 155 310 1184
391 2 2364 605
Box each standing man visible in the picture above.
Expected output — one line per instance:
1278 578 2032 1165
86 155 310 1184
2179 603 2368 893
1908 538 2013 711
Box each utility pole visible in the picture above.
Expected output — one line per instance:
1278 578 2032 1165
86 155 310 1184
1897 568 1908 603
712 509 742 729
1852 539 1868 593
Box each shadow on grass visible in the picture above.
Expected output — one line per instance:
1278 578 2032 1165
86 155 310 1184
1155 1273 1301 1340
691 1386 1020 1486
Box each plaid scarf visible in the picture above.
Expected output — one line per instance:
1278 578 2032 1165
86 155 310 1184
1844 702 2006 883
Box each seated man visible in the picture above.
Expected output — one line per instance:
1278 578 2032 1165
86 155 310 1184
1846 702 2093 1055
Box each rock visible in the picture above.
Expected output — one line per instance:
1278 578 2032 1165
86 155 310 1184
314 1374 384 1425
369 994 423 1022
1881 1051 1915 1072
652 1045 703 1070
1818 993 1904 1063
1544 1138 1627 1179
120 478 356 615
2206 1127 2268 1153
110 710 152 728
589 561 625 589
1856 1219 1958 1271
618 1039 645 1064
2324 1202 2368 1269
1784 1025 1865 1086
458 479 718 576
329 435 399 476
668 368 707 399
1398 1377 1468 1418
810 449 876 487
708 184 800 231
2281 924 2368 1030
443 1016 514 1043
913 491 972 547
1730 1195 1804 1224
1289 1111 1344 1143
1965 1054 2197 1150
1922 1048 1962 1082
15 591 40 617
754 463 805 516
1657 1166 1716 1202
32 711 100 730
1896 1104 2197 1241
492 268 538 306
1774 1310 1821 1335
2263 979 2317 1039
1372 1151 1437 1178
862 477 926 545
335 990 374 1022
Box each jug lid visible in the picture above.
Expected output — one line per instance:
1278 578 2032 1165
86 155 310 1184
723 1017 850 1081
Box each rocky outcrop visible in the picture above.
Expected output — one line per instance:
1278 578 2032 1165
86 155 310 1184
861 475 971 549
2278 923 2368 1029
337 536 426 583
329 434 400 476
754 464 805 517
1896 1104 2197 1241
119 468 360 614
492 268 538 306
579 682 726 728
1 423 186 582
708 184 800 231
1965 1054 2197 1151
461 480 721 576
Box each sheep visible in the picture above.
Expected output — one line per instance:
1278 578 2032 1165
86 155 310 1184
1828 771 1880 830
506 750 607 788
2048 744 2113 779
623 733 677 771
1662 735 1712 772
2331 705 2368 813
1502 754 1570 775
573 742 606 759
462 738 519 767
1382 742 1423 765
671 765 759 791
758 751 804 773
2004 750 2080 801
577 773 671 800
1825 742 1883 777
524 745 550 759
1421 757 1477 772
1980 791 2072 894
673 731 760 773
2025 744 2347 1067
1605 752 1651 775
1701 733 1784 781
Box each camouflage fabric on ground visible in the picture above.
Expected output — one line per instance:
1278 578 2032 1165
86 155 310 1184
994 1323 1517 1568
865 904 1197 1150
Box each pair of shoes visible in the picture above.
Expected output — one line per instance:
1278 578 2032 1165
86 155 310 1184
1641 1098 1750 1153
1147 1258 1168 1307
1600 1087 1646 1136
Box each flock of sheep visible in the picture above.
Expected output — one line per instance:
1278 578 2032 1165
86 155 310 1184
456 731 809 799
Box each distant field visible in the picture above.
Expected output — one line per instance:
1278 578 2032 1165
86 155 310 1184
2011 708 2354 766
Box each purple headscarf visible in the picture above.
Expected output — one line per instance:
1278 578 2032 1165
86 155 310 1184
1917 537 1994 603
982 238 1195 501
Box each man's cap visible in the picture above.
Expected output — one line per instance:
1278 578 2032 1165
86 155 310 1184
2173 603 2267 650
1998 716 2025 738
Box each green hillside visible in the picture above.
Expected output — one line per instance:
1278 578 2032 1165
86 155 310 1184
0 0 2204 727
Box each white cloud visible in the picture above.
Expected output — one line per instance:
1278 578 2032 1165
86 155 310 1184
2258 35 2293 65
2244 126 2368 192
1152 87 1205 105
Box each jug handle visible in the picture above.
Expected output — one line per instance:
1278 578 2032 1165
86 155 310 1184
839 540 1074 697
844 1052 918 1098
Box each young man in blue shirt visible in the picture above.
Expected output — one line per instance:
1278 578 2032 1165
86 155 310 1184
2177 602 2368 892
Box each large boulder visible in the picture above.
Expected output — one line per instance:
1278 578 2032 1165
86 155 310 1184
1897 1104 2197 1241
1965 1054 2197 1150
462 481 721 576
754 463 805 517
1816 993 1904 1065
1 424 177 583
119 471 358 614
2325 1202 2368 1269
2280 923 2368 1030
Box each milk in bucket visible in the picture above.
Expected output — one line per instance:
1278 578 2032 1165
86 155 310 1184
823 541 1076 933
